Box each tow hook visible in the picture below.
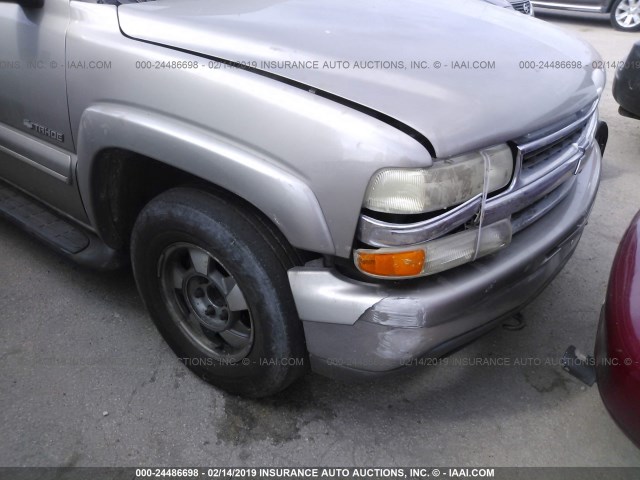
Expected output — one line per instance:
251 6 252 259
561 345 596 386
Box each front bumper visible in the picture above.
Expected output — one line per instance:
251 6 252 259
289 142 602 379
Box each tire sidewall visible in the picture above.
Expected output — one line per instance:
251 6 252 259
131 189 306 396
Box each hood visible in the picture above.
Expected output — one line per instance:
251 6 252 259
118 0 602 157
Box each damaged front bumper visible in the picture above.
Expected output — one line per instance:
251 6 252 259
288 143 602 379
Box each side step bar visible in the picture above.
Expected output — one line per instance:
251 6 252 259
0 180 127 270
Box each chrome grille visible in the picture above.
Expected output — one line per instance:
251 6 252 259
522 127 584 171
510 175 576 234
491 102 598 233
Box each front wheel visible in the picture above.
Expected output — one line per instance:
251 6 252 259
610 0 640 32
131 187 308 397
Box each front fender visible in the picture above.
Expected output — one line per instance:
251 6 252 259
76 104 335 255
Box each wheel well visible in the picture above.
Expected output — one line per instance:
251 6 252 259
90 149 197 250
88 148 320 264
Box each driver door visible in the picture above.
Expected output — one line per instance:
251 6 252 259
0 0 87 221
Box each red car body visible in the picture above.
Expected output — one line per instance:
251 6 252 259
596 210 640 448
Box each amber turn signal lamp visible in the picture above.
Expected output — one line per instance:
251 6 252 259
356 249 425 278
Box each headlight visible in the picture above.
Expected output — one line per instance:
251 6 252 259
363 144 514 214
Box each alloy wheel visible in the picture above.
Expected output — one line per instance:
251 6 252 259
615 0 640 28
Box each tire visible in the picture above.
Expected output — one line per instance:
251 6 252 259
610 0 640 32
130 187 308 397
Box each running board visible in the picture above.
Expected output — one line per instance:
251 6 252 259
0 180 127 270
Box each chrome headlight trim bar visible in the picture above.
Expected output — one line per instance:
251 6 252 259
358 194 482 247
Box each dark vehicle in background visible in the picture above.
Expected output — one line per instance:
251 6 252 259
613 41 640 120
532 0 640 31
595 211 640 448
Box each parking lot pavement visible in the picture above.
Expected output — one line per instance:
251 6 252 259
2 13 640 469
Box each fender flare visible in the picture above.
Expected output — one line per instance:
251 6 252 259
75 104 335 255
